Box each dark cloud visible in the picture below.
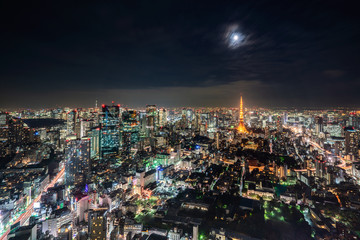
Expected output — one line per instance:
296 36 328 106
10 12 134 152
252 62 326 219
0 0 360 108
323 70 345 78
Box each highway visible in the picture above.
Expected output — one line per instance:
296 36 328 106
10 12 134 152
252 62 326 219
307 140 350 170
285 126 351 171
210 172 223 190
0 167 65 240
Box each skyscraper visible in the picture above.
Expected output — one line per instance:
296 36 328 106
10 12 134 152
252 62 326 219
0 112 10 157
0 112 8 126
7 117 28 148
121 109 139 155
158 108 167 128
65 137 90 186
146 105 157 137
88 127 100 159
100 104 120 156
315 158 326 178
276 115 283 132
237 96 248 133
315 116 323 135
66 110 79 136
349 112 358 128
344 127 359 158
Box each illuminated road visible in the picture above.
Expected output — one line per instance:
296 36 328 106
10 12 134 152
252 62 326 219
294 168 315 172
293 143 304 162
330 190 342 208
285 126 351 171
210 172 223 190
0 167 65 240
308 140 350 170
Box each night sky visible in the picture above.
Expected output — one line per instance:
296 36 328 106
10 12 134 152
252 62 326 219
1 1 360 109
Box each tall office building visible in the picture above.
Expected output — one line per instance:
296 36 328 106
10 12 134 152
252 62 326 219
352 162 360 184
345 127 359 157
88 127 100 159
264 126 270 139
67 110 79 136
138 111 147 138
100 104 120 156
194 111 201 132
315 116 323 135
80 119 94 138
146 105 157 137
186 108 194 121
0 112 9 157
88 209 107 240
121 110 139 155
0 112 8 126
349 112 358 129
315 159 326 178
65 137 90 186
276 115 283 132
158 108 167 128
0 115 36 156
283 112 288 125
6 117 31 151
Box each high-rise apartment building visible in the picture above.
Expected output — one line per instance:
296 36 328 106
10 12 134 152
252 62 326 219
345 127 359 157
65 137 90 186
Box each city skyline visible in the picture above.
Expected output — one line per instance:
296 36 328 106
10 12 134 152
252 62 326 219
2 99 360 239
1 1 360 239
1 1 360 108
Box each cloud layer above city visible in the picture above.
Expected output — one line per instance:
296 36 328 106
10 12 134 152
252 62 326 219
1 0 360 108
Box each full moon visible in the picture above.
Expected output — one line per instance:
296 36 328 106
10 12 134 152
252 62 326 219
223 24 248 50
227 32 245 49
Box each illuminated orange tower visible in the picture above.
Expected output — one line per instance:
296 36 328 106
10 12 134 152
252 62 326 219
237 96 248 133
